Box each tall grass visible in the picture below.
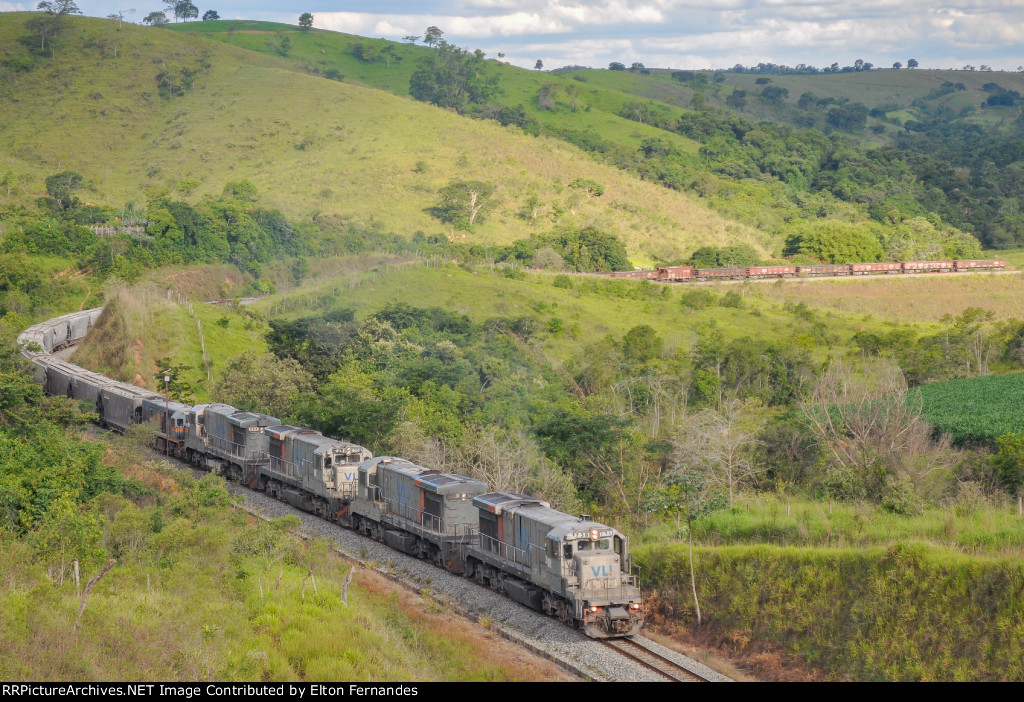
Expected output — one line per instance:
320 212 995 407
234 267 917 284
0 444 567 681
640 496 1024 557
758 272 1024 323
637 541 1024 680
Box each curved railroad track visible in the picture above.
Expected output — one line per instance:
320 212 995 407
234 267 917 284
601 637 711 682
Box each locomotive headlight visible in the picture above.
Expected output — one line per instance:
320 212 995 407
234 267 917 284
630 603 642 610
590 529 599 540
590 606 600 613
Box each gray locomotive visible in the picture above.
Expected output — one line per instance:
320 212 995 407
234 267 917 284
18 308 645 639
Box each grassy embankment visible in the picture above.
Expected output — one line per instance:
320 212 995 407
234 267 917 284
637 539 1024 681
636 493 1024 681
0 13 761 263
0 431 566 681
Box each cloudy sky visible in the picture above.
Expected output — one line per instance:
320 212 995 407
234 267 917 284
5 1 1024 71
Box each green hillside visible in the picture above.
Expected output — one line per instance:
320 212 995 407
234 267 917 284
0 13 761 263
162 20 1024 250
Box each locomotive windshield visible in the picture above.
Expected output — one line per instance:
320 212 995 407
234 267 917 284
577 539 610 551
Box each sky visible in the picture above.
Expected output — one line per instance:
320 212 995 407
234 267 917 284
4 1 1024 72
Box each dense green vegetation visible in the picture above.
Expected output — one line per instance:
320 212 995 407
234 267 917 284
7 11 1024 681
0 331 563 681
920 373 1024 444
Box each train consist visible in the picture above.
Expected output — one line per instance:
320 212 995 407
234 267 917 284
17 309 645 639
604 258 1007 282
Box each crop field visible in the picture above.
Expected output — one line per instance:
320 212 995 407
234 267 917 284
919 372 1024 444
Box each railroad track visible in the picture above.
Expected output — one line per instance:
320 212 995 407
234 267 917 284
601 637 710 682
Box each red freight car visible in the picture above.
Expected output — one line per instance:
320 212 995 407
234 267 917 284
954 260 1006 270
606 270 658 279
797 264 852 276
903 260 954 273
656 265 694 281
745 265 796 279
694 267 747 280
850 262 901 275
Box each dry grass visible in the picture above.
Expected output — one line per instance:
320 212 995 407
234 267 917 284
757 272 1024 324
0 14 767 263
71 282 195 390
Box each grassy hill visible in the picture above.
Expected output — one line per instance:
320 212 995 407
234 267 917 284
0 13 762 263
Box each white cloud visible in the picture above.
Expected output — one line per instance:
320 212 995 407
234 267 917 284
0 2 29 9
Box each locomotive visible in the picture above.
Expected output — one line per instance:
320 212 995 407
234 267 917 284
17 308 645 639
604 258 1007 282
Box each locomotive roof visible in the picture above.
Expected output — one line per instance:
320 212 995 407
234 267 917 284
364 457 487 495
473 491 551 515
265 424 321 440
474 494 619 540
204 403 280 427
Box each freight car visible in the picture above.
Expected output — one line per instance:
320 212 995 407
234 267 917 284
18 308 646 640
620 258 1008 283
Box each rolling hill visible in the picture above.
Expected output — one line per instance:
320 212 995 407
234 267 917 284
0 13 764 264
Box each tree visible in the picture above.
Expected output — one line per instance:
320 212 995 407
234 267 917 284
760 85 789 102
609 62 625 71
802 360 954 501
402 35 420 44
907 58 919 68
893 61 902 69
434 180 494 229
202 10 219 20
565 82 583 111
298 12 313 31
168 0 198 22
536 82 559 110
215 351 314 420
409 41 501 113
630 62 645 72
622 324 662 363
36 0 80 14
45 171 83 211
534 59 544 70
143 11 169 25
270 34 292 57
351 41 380 63
29 0 80 53
675 399 765 509
567 177 604 197
423 26 444 47
642 467 725 625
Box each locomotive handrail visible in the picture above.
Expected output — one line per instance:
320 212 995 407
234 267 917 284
472 531 533 575
377 493 475 537
207 434 268 463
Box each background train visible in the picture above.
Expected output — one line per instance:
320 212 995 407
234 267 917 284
17 309 645 639
604 258 1007 282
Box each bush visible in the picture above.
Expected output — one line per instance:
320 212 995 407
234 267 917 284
720 290 744 308
881 476 923 516
681 289 716 309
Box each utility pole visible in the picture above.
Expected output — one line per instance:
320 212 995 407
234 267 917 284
164 372 170 459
